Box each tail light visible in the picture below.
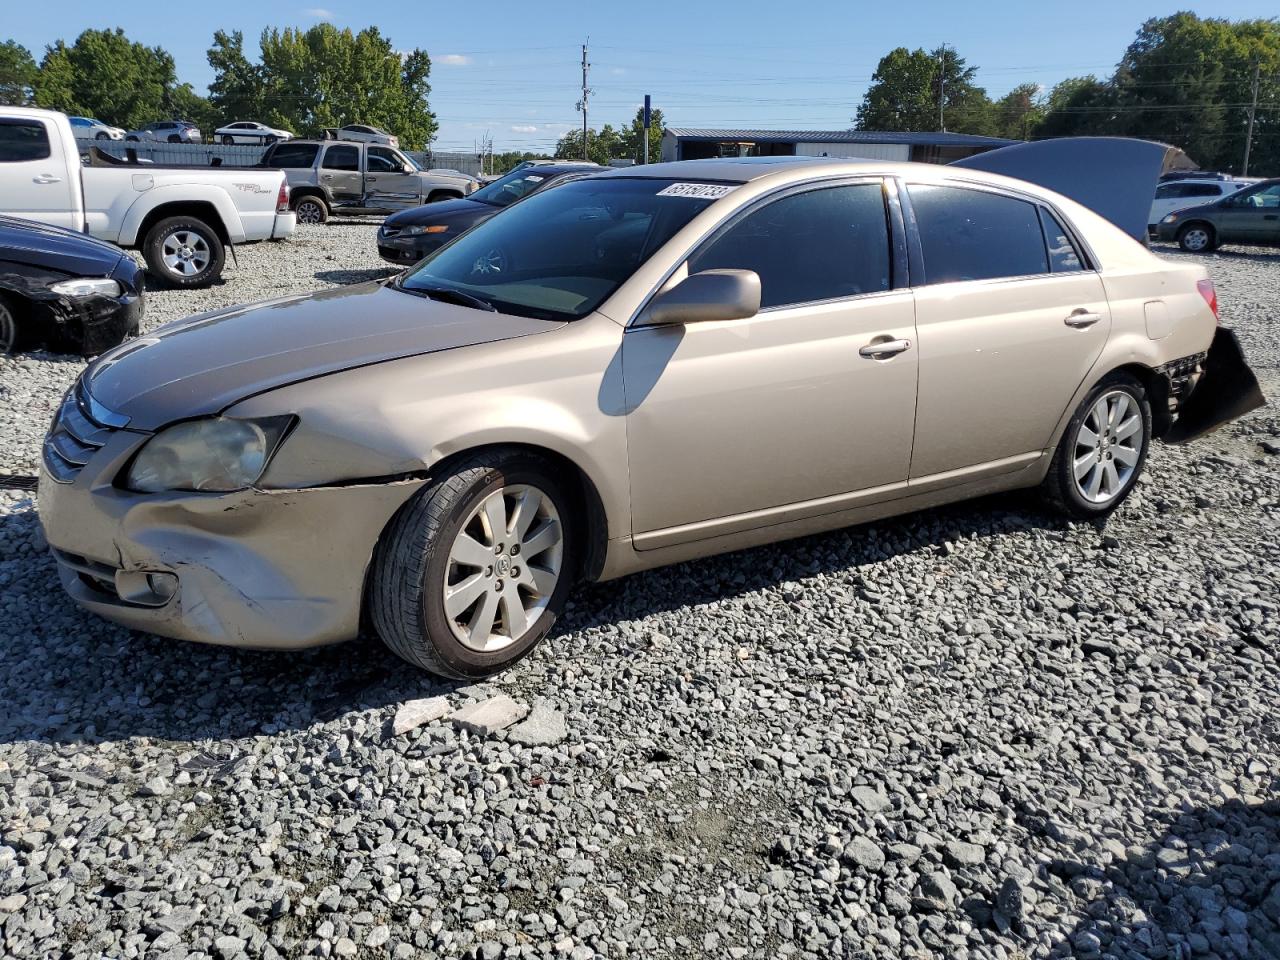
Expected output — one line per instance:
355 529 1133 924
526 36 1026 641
276 179 290 214
1196 279 1219 324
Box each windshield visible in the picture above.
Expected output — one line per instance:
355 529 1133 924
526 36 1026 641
399 177 727 320
470 168 565 208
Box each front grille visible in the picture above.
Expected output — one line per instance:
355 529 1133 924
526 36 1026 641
42 385 120 483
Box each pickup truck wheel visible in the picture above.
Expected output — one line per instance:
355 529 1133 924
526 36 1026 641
143 217 226 288
293 196 329 225
370 450 575 678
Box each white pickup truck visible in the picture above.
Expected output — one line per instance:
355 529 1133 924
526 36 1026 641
0 107 295 287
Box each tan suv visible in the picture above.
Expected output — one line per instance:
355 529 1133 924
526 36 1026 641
38 156 1262 677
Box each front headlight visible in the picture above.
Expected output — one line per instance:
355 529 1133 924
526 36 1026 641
1162 213 1179 224
126 416 294 493
50 278 122 298
401 225 450 237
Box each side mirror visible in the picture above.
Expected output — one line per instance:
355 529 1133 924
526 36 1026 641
403 163 415 174
642 269 761 327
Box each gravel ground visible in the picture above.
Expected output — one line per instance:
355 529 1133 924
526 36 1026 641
0 228 1277 960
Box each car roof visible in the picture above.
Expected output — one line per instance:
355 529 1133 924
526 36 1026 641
517 163 604 177
597 156 873 184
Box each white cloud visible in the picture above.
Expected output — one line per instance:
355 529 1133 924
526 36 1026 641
511 125 537 134
304 7 334 17
438 54 472 67
610 67 627 76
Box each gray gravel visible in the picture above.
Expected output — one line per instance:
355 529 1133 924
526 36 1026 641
0 230 1277 960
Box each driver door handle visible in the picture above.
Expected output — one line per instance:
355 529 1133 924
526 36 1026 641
32 174 62 184
1064 309 1102 328
859 338 912 359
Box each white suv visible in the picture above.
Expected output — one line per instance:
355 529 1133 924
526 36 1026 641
1150 178 1251 230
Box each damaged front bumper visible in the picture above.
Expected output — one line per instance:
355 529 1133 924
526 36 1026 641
1164 327 1266 444
36 420 425 648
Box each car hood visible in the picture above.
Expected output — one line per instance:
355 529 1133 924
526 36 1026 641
84 280 564 430
0 215 125 275
384 197 492 228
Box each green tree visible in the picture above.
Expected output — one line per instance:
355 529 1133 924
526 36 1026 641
991 82 1044 140
620 105 665 163
1036 76 1117 138
855 46 993 134
33 29 177 129
554 124 626 165
213 24 437 148
0 41 38 106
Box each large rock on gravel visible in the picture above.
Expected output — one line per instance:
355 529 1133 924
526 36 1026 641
914 872 959 912
391 696 449 735
450 695 529 735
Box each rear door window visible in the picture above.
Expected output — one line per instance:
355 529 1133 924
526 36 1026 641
269 142 319 168
907 184 1049 283
0 120 51 162
322 144 360 171
688 182 892 309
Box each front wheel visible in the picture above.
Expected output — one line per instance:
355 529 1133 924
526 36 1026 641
221 135 234 145
143 217 226 288
1178 223 1215 253
95 132 109 141
1041 373 1151 519
0 294 22 354
370 450 575 678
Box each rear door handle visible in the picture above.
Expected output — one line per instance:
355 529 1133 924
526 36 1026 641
32 174 62 184
858 338 912 359
1064 310 1102 328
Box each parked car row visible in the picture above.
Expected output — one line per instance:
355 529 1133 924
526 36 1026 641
0 107 296 352
73 119 402 149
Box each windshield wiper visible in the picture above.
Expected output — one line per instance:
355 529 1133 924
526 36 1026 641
398 281 497 312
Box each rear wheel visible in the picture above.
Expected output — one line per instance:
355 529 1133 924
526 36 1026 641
0 295 20 354
293 195 329 225
1177 222 1215 253
371 450 575 678
143 217 225 288
221 135 234 145
1041 372 1151 519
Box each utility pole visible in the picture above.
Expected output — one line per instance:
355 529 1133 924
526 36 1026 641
937 45 947 133
578 40 592 162
643 94 652 165
1243 60 1260 177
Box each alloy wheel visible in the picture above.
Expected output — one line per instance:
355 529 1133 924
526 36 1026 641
1182 228 1210 252
161 231 211 277
1072 390 1143 505
296 201 324 225
442 484 564 652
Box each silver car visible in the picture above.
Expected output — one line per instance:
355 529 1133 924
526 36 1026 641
125 121 201 144
37 152 1263 678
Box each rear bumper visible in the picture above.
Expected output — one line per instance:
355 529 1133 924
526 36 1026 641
1164 327 1266 443
272 212 297 240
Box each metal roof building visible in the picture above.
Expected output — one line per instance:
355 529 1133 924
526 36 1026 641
661 128 1017 165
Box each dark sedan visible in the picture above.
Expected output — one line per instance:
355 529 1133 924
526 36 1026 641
1155 178 1280 252
0 216 144 355
376 162 602 264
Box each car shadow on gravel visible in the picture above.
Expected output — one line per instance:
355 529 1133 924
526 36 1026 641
1049 798 1280 958
0 506 459 748
313 267 400 285
558 491 1075 635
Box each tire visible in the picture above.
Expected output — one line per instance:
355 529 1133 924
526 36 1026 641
125 135 139 142
142 217 226 288
1177 222 1216 253
0 294 23 355
221 135 234 145
1041 372 1151 520
427 190 463 203
293 195 329 225
370 450 576 678
167 135 181 143
95 132 109 141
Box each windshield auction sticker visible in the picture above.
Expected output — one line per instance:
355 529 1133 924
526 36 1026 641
656 182 738 200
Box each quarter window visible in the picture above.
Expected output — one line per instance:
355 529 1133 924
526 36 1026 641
268 142 319 168
0 121 51 162
907 184 1049 283
322 144 360 171
688 183 892 309
1039 209 1084 273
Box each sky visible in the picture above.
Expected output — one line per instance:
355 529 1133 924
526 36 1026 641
5 0 1277 154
